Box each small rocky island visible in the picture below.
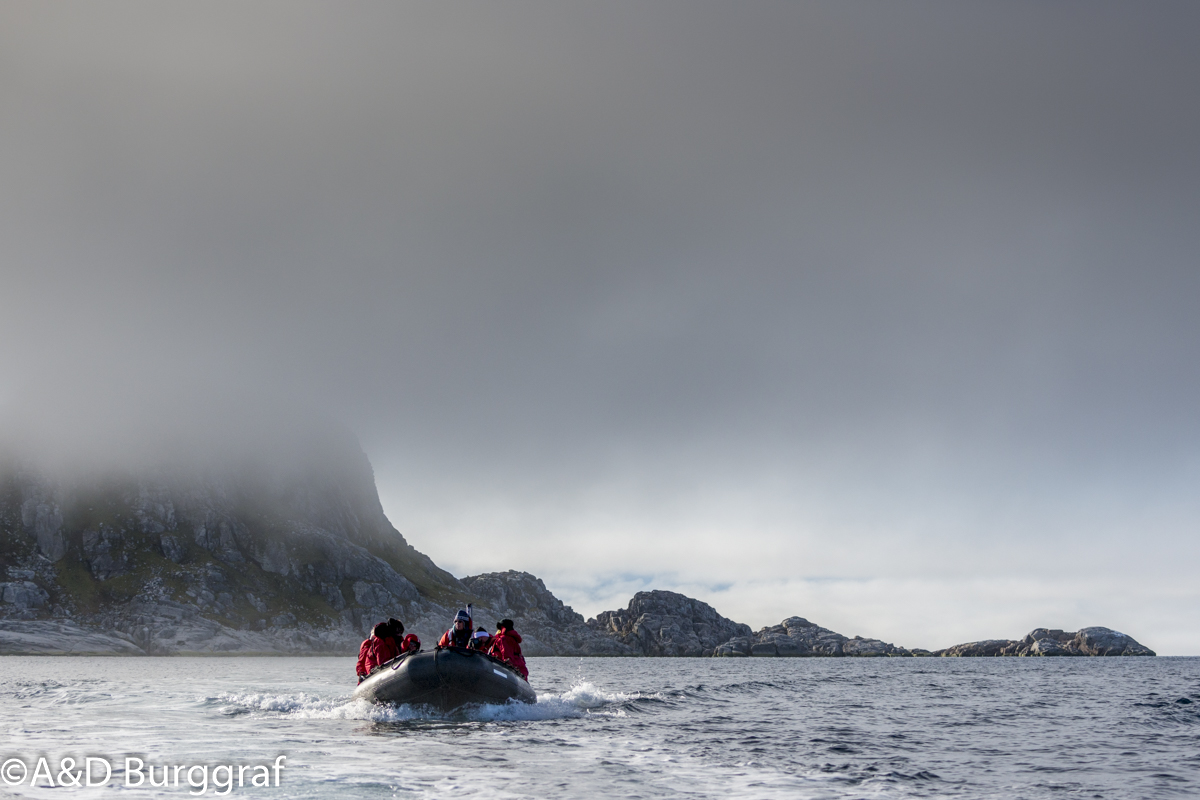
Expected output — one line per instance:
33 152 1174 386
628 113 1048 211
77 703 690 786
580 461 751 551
931 627 1155 657
0 430 1157 658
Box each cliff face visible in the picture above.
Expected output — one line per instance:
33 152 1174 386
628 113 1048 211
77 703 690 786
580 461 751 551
0 429 468 654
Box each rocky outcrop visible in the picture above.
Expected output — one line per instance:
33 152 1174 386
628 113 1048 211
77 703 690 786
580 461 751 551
712 616 909 657
0 578 50 619
587 590 752 656
1072 627 1155 656
934 627 1155 657
936 639 1014 657
462 571 583 628
843 636 907 656
457 571 633 656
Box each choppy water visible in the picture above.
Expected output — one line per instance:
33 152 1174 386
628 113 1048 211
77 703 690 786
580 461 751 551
1 656 1197 798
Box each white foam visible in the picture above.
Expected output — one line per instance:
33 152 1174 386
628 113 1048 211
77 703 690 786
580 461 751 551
208 678 646 723
212 691 426 721
546 679 647 708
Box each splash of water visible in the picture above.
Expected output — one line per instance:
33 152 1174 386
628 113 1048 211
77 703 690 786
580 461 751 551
209 679 653 723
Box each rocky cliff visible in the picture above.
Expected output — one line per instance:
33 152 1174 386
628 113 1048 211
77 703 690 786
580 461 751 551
0 429 473 654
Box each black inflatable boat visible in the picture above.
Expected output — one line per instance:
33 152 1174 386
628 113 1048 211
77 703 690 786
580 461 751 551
353 646 536 710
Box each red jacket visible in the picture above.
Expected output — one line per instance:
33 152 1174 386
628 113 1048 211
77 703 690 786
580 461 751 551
356 635 400 678
488 629 528 679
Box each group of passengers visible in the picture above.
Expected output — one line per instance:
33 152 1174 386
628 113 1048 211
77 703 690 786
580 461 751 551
356 618 420 683
435 607 528 679
356 608 528 683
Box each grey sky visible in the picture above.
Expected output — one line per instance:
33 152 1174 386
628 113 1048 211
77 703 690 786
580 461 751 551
2 2 1198 652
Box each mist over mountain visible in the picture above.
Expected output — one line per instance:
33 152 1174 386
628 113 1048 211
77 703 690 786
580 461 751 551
0 416 457 651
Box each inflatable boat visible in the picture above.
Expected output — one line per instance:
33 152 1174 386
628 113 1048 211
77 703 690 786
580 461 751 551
354 646 536 710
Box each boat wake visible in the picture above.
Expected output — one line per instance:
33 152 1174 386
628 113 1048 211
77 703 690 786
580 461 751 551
209 680 651 723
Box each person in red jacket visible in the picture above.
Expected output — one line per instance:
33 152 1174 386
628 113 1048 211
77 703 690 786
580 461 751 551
437 608 474 649
356 621 400 683
488 618 528 680
400 633 421 653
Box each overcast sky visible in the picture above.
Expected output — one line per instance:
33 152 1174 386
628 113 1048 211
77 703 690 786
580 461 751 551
2 2 1198 653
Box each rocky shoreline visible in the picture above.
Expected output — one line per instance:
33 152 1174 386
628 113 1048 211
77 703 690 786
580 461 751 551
0 435 1157 658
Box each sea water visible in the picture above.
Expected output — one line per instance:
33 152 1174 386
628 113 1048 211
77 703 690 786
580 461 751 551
0 655 1196 798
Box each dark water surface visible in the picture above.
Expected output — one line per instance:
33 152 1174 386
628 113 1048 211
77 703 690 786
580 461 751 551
1 656 1197 798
